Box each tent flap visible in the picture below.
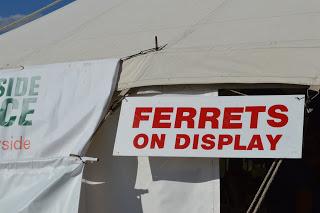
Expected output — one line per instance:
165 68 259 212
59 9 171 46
0 157 84 213
119 47 320 90
1 0 320 88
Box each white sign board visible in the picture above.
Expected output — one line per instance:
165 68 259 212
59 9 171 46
113 95 305 158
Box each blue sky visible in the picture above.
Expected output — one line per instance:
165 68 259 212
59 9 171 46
0 0 55 17
0 0 74 32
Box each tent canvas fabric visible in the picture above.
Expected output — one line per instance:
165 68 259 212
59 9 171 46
0 157 84 213
0 59 120 213
81 100 220 213
0 0 320 89
0 0 319 212
79 85 221 213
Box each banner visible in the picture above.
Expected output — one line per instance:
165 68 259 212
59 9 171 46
113 95 305 158
0 59 119 161
0 59 119 213
0 158 83 213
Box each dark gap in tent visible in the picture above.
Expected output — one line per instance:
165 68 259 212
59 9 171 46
219 87 320 213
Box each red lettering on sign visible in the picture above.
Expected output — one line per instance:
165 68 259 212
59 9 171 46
201 134 215 150
234 134 246 150
174 107 196 128
153 107 173 128
24 139 31 149
192 134 199 149
198 107 220 129
247 135 264 150
133 133 148 149
222 107 244 129
218 134 233 149
267 105 288 127
245 106 266 128
175 134 190 149
266 134 282 150
2 141 9 150
132 107 152 128
150 134 166 149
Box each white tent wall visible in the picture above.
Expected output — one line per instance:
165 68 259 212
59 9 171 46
79 86 220 213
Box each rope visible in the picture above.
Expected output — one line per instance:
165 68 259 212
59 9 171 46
229 89 248 96
252 159 282 213
226 89 283 213
0 0 63 33
246 159 283 213
121 43 167 61
246 160 277 213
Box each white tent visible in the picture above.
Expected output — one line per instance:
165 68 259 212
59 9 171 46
0 0 319 212
1 0 320 89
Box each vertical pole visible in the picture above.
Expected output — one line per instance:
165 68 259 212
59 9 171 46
155 36 159 51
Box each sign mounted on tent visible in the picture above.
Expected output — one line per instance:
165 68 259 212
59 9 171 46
113 95 305 158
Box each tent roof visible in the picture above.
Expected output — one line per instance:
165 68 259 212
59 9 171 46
1 0 320 90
